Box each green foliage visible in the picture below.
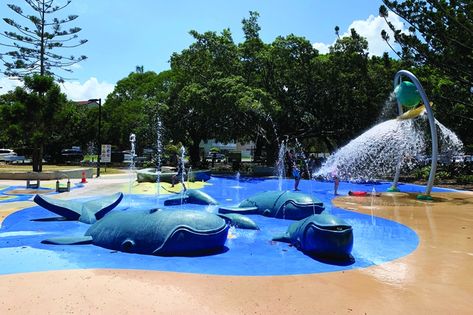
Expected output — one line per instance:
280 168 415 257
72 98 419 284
0 74 69 171
103 70 172 152
412 166 432 181
457 175 473 185
380 1 473 144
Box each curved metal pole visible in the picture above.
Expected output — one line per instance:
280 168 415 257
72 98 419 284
392 70 438 195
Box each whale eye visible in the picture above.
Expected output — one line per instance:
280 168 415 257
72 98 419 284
149 208 160 214
121 239 135 252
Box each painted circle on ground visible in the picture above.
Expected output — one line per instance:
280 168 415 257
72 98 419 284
0 177 440 276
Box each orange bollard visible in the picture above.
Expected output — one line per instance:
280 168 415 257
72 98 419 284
81 171 87 183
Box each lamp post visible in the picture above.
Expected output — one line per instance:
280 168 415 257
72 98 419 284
88 98 102 177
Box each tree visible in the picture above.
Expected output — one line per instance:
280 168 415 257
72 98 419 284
169 29 243 166
103 70 172 152
0 75 69 171
380 0 473 145
380 1 472 87
1 0 87 81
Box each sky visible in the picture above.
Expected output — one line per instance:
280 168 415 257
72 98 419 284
0 0 407 101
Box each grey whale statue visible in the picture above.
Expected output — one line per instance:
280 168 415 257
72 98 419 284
219 190 324 220
42 209 230 256
33 192 124 224
273 213 353 257
164 189 218 206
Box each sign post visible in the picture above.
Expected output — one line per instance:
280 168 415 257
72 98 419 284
101 144 111 173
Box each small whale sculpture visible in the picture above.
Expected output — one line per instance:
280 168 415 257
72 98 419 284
164 189 218 206
33 192 123 224
219 190 324 220
42 209 230 256
272 213 353 258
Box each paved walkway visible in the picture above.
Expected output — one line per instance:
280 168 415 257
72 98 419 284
0 176 472 314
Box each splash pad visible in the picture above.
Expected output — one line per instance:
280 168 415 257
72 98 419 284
315 70 463 200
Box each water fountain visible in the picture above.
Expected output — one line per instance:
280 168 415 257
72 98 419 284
315 70 463 200
155 117 163 205
276 140 286 191
235 171 241 188
128 133 136 200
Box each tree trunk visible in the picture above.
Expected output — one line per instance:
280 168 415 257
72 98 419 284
32 145 40 172
265 138 279 166
189 137 201 168
31 143 44 172
254 137 263 162
39 143 44 172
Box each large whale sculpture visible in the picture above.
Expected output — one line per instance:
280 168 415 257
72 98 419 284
42 209 230 256
164 189 218 206
33 192 123 224
218 190 324 220
272 213 353 257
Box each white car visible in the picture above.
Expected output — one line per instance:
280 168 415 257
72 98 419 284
0 148 17 161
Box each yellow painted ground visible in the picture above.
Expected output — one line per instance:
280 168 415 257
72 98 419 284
122 180 211 195
0 195 15 201
0 201 34 226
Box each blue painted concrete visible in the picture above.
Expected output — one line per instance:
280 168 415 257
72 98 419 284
0 177 452 276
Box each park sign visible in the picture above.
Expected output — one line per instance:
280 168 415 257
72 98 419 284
101 144 111 163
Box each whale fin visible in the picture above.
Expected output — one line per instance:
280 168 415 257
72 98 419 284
83 192 124 221
217 213 260 230
41 236 93 245
218 206 258 215
163 194 190 206
272 233 290 243
34 194 81 220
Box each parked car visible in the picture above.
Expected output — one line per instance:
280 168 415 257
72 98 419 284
0 148 18 161
206 152 225 162
122 150 138 163
60 148 84 163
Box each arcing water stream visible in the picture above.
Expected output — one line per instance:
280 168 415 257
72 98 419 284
314 114 463 182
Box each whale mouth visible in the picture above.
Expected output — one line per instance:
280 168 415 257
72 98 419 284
285 200 325 211
315 225 352 232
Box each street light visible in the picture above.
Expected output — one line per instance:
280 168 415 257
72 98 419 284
88 98 102 177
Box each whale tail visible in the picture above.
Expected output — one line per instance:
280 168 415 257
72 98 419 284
34 192 124 224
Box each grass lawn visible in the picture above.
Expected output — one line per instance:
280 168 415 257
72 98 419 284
0 164 127 175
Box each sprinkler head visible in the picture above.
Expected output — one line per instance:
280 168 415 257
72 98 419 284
416 194 433 201
387 185 400 192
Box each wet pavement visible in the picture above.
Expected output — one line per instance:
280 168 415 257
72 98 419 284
0 175 472 314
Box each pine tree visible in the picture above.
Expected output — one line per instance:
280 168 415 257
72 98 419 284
1 0 87 82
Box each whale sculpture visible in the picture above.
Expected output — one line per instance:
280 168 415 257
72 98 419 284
33 192 123 224
42 209 230 256
164 189 218 206
218 190 324 220
272 213 353 257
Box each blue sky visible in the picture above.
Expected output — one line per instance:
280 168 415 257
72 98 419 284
1 0 406 101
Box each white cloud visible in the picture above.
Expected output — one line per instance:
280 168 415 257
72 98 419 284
0 77 23 93
1 76 115 102
312 42 330 55
60 77 115 102
313 14 409 56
